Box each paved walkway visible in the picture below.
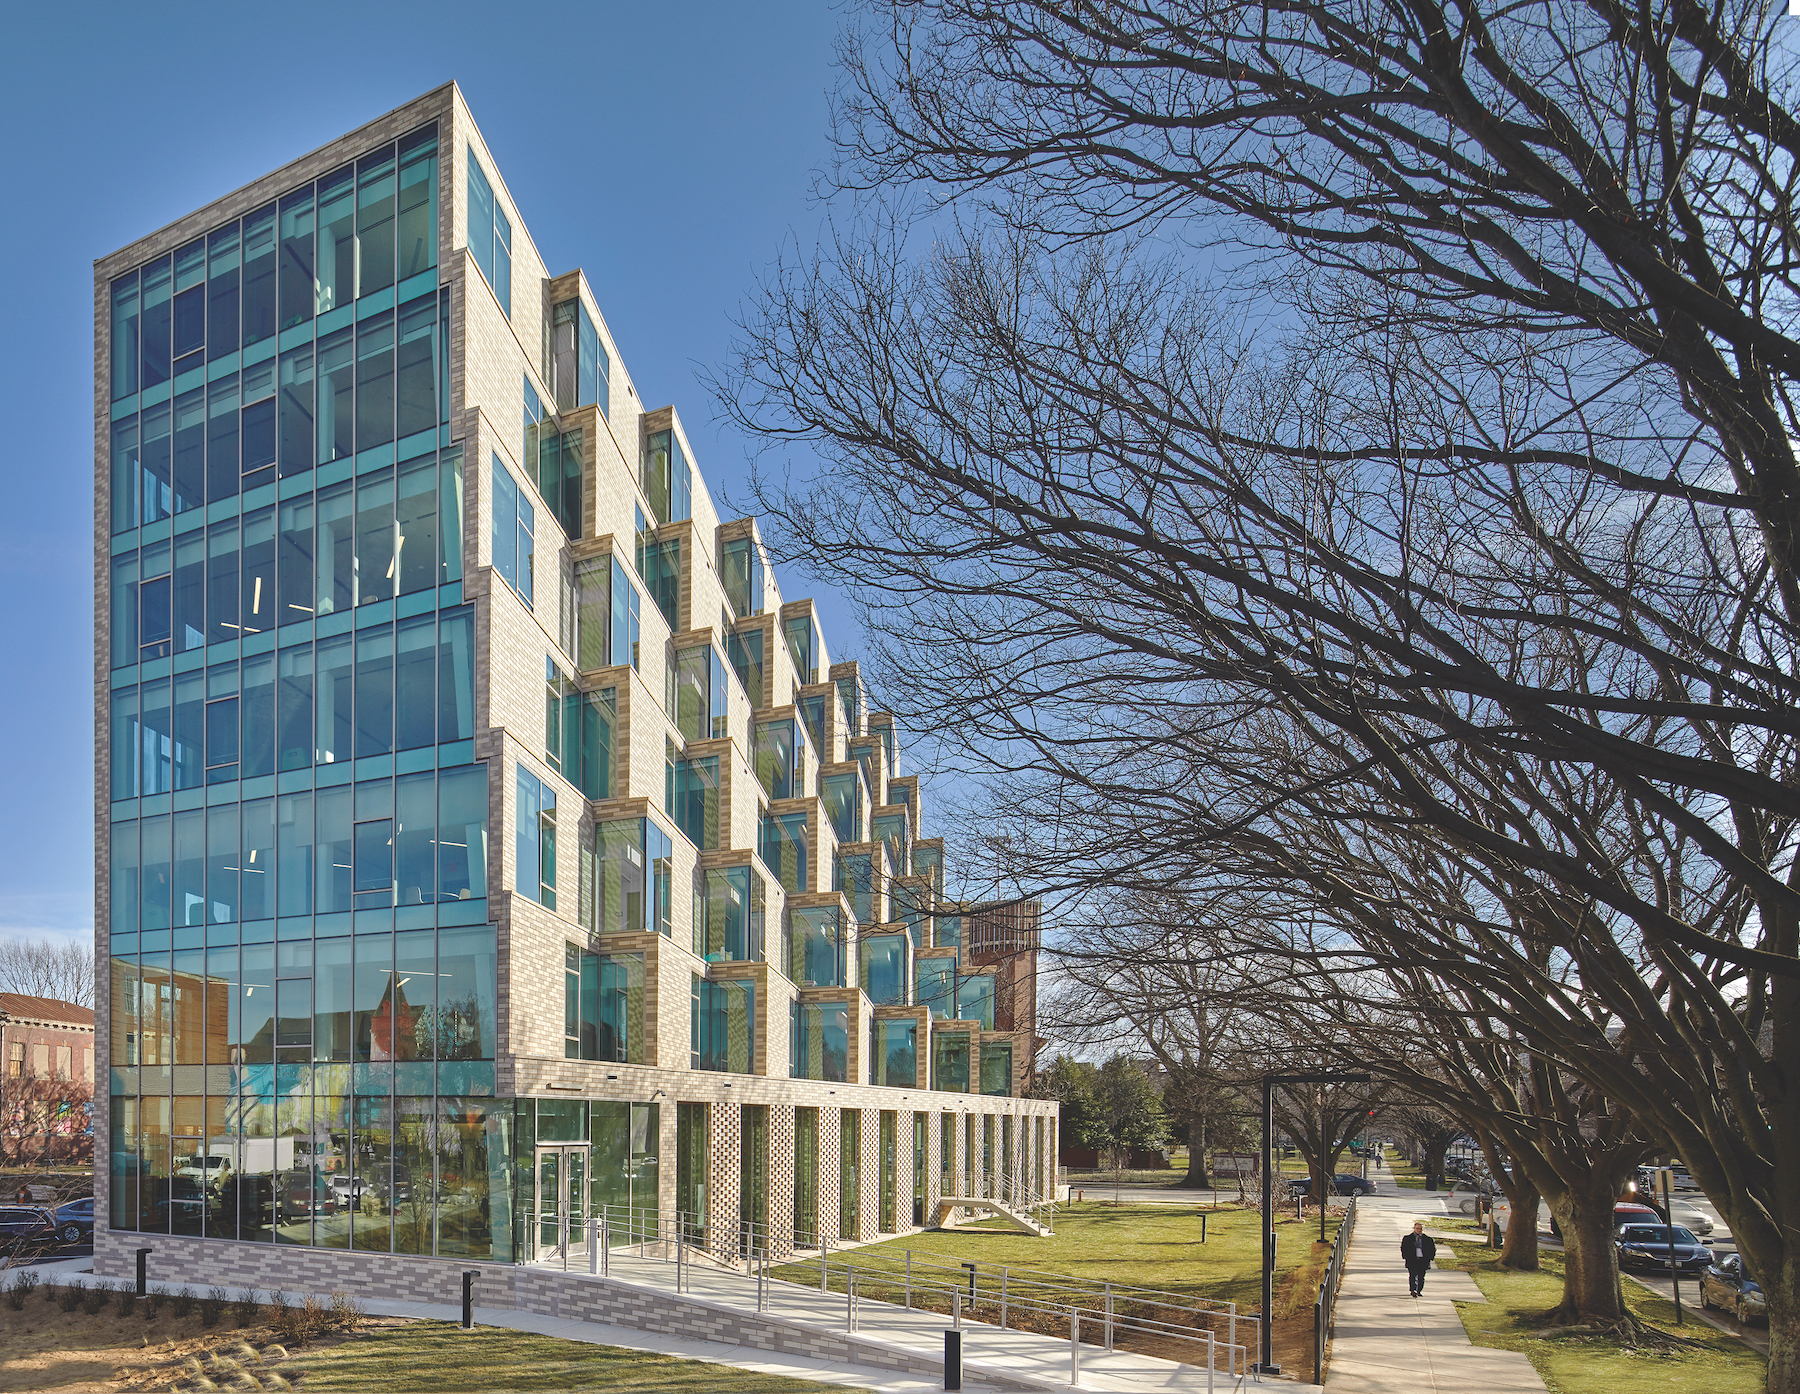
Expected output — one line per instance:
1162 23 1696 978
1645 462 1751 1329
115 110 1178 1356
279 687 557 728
596 1249 1287 1392
1325 1179 1546 1394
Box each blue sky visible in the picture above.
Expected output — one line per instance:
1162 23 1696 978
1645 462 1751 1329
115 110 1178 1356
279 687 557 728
0 1 853 949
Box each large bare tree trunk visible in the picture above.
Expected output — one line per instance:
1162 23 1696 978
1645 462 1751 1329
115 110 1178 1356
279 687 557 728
1498 1176 1541 1271
1549 1184 1627 1325
1179 1115 1211 1189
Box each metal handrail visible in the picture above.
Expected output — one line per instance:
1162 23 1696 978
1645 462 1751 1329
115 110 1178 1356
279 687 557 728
523 1198 1255 1385
1313 1194 1358 1385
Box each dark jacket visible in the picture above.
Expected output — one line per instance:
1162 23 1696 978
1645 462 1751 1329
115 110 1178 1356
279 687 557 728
1401 1232 1437 1268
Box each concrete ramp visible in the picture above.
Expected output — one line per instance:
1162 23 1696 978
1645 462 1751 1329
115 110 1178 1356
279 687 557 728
934 1196 1051 1235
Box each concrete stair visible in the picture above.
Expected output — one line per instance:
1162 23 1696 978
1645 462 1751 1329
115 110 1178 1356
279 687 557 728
934 1197 1052 1236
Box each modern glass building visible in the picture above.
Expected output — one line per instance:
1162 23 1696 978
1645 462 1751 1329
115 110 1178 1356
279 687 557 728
93 84 1054 1292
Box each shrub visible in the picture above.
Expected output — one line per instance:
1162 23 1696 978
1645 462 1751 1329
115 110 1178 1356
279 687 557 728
58 1278 84 1313
172 1285 196 1318
329 1290 366 1332
40 1275 58 1305
115 1283 138 1316
199 1286 228 1328
82 1281 110 1315
234 1286 262 1326
144 1285 165 1318
5 1269 38 1310
299 1294 327 1339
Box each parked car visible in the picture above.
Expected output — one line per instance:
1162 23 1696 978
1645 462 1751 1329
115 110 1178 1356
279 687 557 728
54 1198 94 1245
1551 1200 1658 1239
0 1205 58 1255
1669 1201 1714 1236
1700 1254 1766 1326
1445 1181 1495 1215
1333 1174 1377 1195
1614 1223 1712 1274
176 1152 234 1193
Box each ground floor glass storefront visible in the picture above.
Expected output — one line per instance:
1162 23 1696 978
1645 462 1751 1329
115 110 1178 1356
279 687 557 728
109 1092 661 1265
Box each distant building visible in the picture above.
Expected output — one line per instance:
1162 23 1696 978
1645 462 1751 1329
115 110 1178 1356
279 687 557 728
0 994 96 1164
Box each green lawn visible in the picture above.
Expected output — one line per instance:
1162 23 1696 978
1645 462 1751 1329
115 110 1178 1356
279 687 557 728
772 1201 1337 1314
284 1321 858 1392
1383 1147 1428 1190
1434 1239 1766 1394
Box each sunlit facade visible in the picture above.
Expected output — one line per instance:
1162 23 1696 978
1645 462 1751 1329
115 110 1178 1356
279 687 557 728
93 83 1052 1287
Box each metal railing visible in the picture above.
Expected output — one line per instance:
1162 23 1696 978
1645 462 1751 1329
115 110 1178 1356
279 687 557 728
790 1246 1257 1384
524 1200 1253 1386
1313 1194 1358 1385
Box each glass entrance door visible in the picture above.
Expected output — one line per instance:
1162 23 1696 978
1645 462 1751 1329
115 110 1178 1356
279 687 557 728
534 1145 589 1266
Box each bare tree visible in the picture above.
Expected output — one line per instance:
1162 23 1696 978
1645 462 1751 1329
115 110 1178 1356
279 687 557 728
1386 1102 1459 1192
720 4 1800 1382
0 938 95 1009
1042 894 1257 1187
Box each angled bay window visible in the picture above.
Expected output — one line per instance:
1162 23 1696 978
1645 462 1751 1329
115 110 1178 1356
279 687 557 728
784 613 819 685
490 457 534 606
636 531 680 631
859 933 908 1007
837 676 861 738
565 944 643 1062
610 557 641 670
668 754 720 849
722 537 763 619
515 767 556 910
551 298 609 418
916 952 956 1019
573 555 610 671
790 1001 848 1082
786 905 845 988
757 809 809 895
798 692 829 761
671 645 713 742
692 976 756 1074
466 151 510 317
752 719 804 800
820 769 863 843
642 428 691 525
597 816 673 937
535 425 582 539
913 842 943 893
956 972 995 1030
543 659 614 800
873 809 910 879
893 879 929 954
935 912 963 957
693 865 766 964
871 1019 917 1088
979 1042 1014 1097
932 1028 971 1093
835 850 875 925
728 628 765 709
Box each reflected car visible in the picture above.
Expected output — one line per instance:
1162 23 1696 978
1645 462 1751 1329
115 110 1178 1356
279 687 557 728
1615 1223 1711 1273
156 1176 208 1233
54 1198 94 1246
1700 1254 1766 1326
279 1173 338 1219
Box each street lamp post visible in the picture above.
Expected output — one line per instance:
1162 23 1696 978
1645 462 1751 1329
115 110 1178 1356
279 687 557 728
1258 1071 1370 1375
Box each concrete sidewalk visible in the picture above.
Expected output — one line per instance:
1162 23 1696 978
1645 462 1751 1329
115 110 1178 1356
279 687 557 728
1324 1207 1545 1394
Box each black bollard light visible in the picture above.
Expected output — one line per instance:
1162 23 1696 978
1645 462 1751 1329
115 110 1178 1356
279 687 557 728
135 1248 151 1297
461 1270 476 1329
944 1329 963 1390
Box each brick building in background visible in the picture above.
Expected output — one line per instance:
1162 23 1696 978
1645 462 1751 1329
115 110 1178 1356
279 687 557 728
0 994 96 1165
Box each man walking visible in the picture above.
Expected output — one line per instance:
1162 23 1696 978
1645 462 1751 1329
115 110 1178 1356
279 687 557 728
1401 1220 1437 1295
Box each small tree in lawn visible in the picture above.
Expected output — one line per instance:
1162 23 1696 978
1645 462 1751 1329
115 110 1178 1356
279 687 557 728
1084 1056 1170 1200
